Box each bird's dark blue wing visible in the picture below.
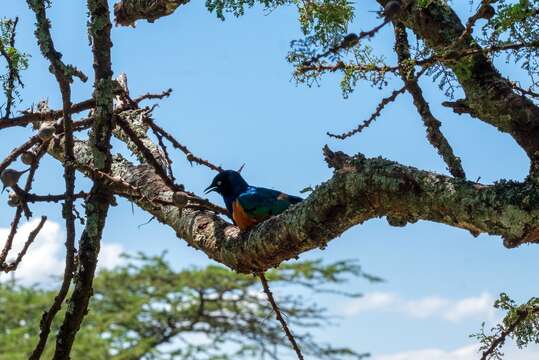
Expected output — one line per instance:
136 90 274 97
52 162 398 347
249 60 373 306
237 186 302 222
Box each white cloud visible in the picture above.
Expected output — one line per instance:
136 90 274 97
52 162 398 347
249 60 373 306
403 296 450 319
372 344 539 360
0 219 125 286
373 344 479 360
443 292 495 322
99 243 126 270
340 292 495 322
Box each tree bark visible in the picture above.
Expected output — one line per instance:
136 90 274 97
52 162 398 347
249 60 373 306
53 0 114 357
377 0 539 173
48 129 539 273
114 0 190 26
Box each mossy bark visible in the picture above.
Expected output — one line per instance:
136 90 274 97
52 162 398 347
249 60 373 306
113 0 190 26
379 0 539 173
52 1 114 358
49 134 539 273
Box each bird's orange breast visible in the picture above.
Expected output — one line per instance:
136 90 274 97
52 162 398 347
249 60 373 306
232 200 258 231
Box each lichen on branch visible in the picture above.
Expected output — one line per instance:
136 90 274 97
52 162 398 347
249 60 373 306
114 0 190 26
48 133 539 273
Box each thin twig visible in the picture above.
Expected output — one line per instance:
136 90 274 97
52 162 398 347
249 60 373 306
26 0 80 357
298 61 396 76
1 98 95 129
327 85 406 139
394 22 465 178
302 19 390 67
511 82 539 98
153 126 176 181
133 88 172 103
0 135 41 174
258 272 304 360
116 115 183 191
142 115 223 172
18 189 88 203
0 140 48 270
457 0 493 44
328 65 429 140
416 40 539 68
307 40 539 81
1 216 46 272
0 209 23 266
11 185 32 219
114 116 228 214
2 87 169 129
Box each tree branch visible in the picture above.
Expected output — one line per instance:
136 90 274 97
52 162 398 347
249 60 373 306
0 98 95 129
114 0 190 26
393 22 465 179
26 0 79 356
259 272 304 360
48 135 539 274
480 310 528 360
0 135 40 174
377 0 539 174
301 19 390 67
142 115 224 172
0 17 22 119
52 0 113 358
1 216 46 273
1 141 47 272
327 85 406 140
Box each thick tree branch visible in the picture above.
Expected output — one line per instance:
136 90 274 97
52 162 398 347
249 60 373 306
48 135 539 273
114 0 190 26
52 1 114 358
378 0 539 174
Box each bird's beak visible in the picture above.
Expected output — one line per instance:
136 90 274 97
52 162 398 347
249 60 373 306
204 185 217 194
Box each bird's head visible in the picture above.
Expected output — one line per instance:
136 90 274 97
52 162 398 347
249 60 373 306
205 170 248 198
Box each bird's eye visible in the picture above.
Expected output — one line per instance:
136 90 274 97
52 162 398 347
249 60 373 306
217 181 222 186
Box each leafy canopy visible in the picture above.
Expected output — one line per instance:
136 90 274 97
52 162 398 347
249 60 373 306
0 254 378 360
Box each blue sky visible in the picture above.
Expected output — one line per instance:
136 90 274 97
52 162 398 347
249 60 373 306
1 0 538 359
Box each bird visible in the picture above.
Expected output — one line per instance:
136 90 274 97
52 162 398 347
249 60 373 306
205 170 302 231
1 168 30 192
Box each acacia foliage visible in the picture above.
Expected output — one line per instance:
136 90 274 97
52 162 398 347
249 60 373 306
0 255 375 360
